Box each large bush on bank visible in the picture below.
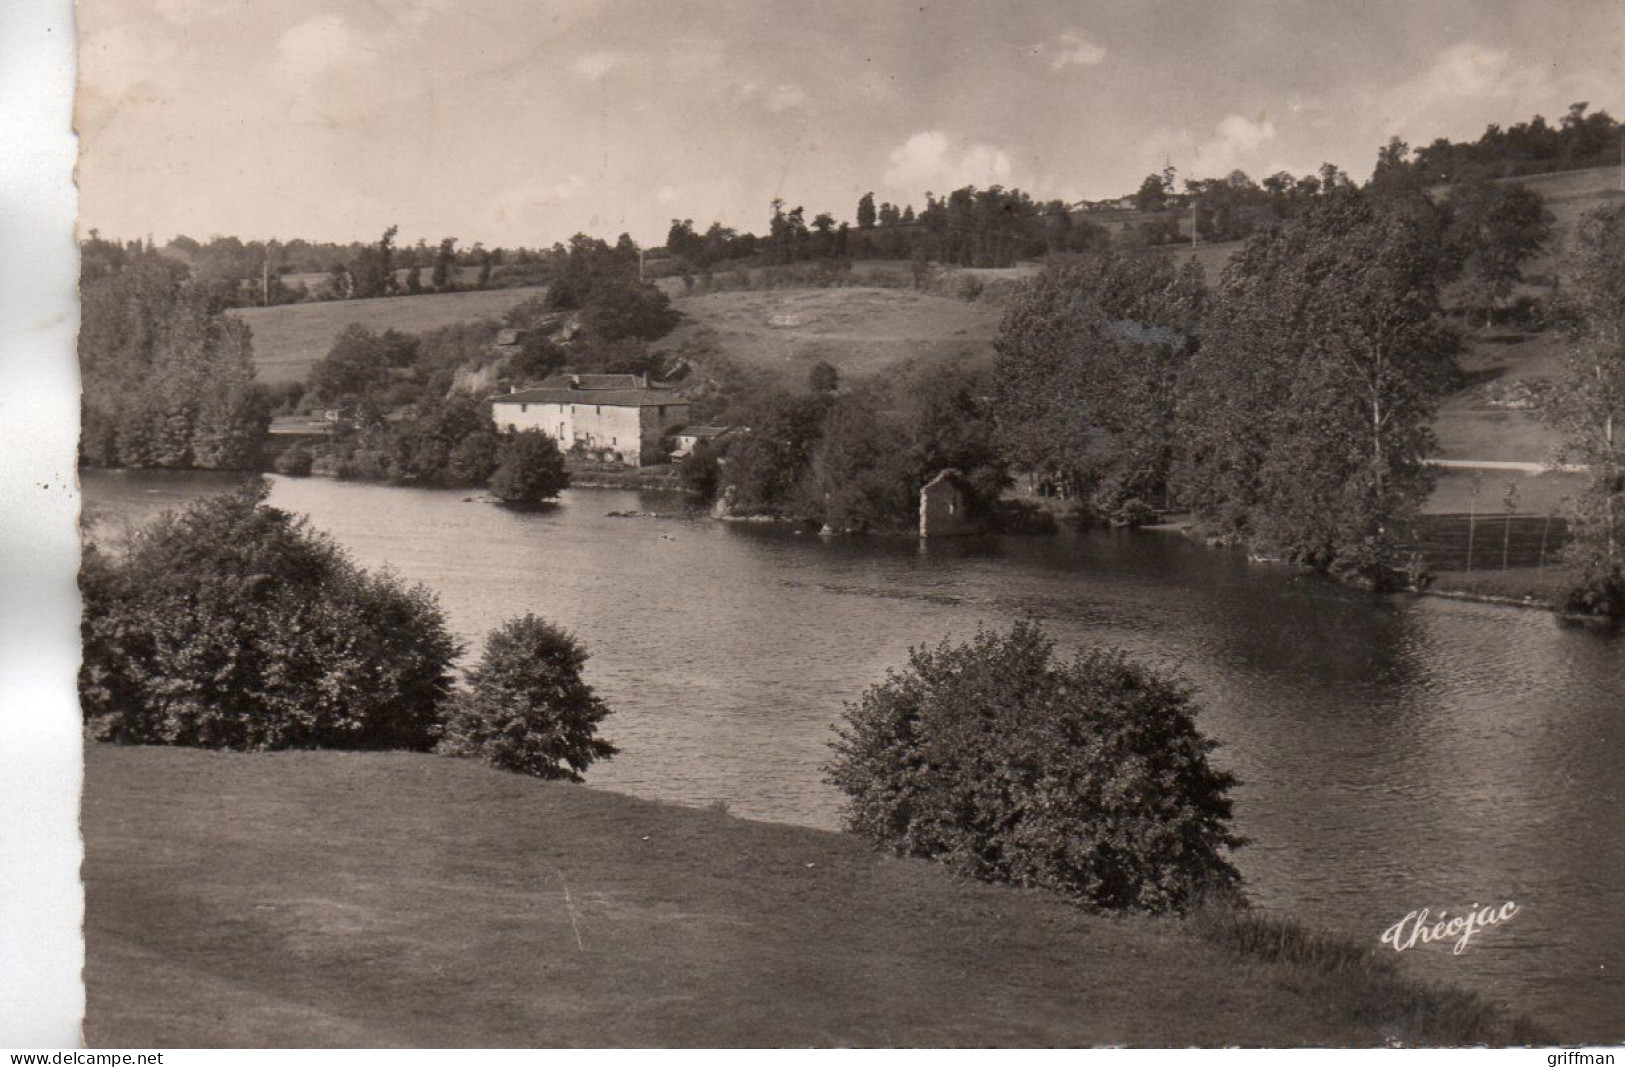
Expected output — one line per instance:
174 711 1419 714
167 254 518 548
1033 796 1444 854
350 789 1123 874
81 480 459 750
827 622 1242 913
438 614 616 780
489 429 570 504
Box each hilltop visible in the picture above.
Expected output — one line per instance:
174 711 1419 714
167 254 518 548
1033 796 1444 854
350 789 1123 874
83 744 1543 1047
656 284 1006 388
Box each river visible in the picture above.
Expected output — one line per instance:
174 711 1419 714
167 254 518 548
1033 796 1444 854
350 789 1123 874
81 469 1624 1041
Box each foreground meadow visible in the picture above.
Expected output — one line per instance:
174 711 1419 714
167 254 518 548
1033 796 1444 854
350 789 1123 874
83 745 1546 1048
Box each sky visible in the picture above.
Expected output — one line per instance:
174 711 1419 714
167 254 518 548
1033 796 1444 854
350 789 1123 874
76 0 1625 249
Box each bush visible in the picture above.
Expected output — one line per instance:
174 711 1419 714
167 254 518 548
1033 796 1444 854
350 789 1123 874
827 621 1242 913
438 614 617 780
272 443 314 477
80 481 459 750
488 429 570 504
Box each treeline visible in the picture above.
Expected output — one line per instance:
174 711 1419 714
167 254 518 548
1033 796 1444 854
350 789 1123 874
131 225 645 309
1401 102 1621 185
663 185 1110 280
80 237 268 470
992 188 1472 581
1124 163 1358 245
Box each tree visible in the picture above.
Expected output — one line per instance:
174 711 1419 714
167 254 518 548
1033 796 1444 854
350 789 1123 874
827 622 1242 914
81 481 459 750
79 245 269 470
351 225 399 299
807 359 840 394
1449 180 1554 325
1175 191 1458 578
308 324 397 406
1541 205 1625 614
857 191 877 230
1134 172 1169 213
995 253 1203 515
432 237 457 290
489 429 570 504
438 614 616 780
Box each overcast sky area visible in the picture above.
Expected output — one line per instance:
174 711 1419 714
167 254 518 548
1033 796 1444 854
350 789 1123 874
77 0 1625 249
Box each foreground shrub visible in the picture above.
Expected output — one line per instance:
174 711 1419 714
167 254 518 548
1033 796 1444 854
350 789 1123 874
438 614 616 780
827 621 1241 913
81 480 459 750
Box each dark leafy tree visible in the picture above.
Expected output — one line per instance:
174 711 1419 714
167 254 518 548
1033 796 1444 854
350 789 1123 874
1448 179 1555 324
1175 190 1458 578
489 429 570 504
995 253 1204 516
827 622 1242 914
81 481 459 750
439 614 616 781
1541 204 1625 615
856 191 877 230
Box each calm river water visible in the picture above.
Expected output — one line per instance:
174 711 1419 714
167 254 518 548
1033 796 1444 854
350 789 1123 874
83 470 1624 1040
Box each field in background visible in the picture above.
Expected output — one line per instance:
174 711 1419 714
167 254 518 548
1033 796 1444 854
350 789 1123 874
231 286 549 384
657 286 1004 387
83 744 1540 1047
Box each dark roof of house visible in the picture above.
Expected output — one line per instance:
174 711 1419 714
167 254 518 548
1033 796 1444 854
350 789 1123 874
495 386 689 409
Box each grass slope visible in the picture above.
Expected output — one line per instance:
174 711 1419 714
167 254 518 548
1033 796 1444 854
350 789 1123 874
230 287 550 385
657 287 1002 387
84 745 1542 1048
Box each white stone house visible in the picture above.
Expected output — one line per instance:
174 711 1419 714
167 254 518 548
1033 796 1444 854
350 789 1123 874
490 374 689 468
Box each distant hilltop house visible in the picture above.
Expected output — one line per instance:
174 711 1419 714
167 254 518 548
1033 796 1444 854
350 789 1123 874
490 373 689 468
671 425 736 458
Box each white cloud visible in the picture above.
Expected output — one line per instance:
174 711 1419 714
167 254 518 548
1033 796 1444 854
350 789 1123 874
883 131 1014 193
654 185 679 205
1044 30 1107 70
764 84 808 112
273 14 368 88
572 51 621 81
1191 114 1277 178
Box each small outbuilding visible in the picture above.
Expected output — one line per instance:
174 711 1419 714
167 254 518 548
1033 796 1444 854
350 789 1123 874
919 469 982 538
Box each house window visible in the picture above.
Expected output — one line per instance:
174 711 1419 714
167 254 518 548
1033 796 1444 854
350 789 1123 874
658 405 666 417
612 436 617 445
520 403 528 413
595 405 601 415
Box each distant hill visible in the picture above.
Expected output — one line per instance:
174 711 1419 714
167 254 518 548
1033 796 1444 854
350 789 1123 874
231 286 550 384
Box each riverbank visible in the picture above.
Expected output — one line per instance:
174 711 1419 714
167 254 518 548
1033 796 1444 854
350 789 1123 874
83 744 1549 1047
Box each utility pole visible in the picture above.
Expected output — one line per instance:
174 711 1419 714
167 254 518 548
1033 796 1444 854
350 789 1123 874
1191 198 1198 250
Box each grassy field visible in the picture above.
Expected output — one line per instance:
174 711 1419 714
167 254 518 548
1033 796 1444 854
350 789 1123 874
230 287 550 385
657 286 1004 387
82 745 1544 1048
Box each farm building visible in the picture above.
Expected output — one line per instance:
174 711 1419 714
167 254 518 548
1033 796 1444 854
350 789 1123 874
919 469 982 538
490 374 689 468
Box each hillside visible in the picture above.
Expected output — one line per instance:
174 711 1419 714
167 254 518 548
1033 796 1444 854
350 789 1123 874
655 286 1004 387
83 745 1542 1047
231 286 549 385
